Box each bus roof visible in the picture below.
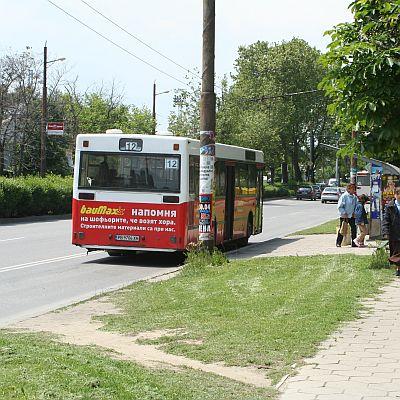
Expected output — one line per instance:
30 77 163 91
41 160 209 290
75 133 264 164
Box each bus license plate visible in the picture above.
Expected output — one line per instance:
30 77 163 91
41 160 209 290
115 235 140 242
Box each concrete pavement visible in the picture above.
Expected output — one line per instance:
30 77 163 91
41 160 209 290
279 281 400 400
261 233 399 400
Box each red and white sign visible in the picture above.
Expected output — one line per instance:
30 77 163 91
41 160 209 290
47 122 64 136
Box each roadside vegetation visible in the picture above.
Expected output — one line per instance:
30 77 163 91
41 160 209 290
292 219 337 235
263 183 294 199
0 331 272 400
99 254 392 383
0 175 72 218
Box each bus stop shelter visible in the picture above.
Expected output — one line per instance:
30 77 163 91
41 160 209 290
363 157 400 239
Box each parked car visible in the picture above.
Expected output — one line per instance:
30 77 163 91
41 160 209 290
312 185 322 199
321 187 341 203
296 186 317 201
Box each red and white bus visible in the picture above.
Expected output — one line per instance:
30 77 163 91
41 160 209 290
72 132 264 254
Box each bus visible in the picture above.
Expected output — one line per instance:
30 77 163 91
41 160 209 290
356 170 370 197
72 133 264 254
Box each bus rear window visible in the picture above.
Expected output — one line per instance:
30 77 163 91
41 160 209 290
79 152 180 193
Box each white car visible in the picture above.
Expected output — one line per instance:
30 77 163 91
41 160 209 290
321 187 341 203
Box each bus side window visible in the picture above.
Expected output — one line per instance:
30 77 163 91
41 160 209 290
235 167 241 195
189 156 199 196
215 161 226 197
248 164 256 195
239 164 249 195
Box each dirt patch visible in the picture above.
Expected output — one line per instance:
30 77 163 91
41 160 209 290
12 298 271 388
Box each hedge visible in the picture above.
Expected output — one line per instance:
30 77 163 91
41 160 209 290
0 175 73 218
263 184 292 199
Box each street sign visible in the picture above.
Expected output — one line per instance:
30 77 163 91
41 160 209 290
47 122 64 136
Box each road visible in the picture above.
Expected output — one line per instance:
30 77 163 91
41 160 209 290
0 198 338 326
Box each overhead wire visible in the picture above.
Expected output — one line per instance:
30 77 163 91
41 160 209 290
46 0 190 87
243 89 322 103
47 1 320 106
79 0 202 82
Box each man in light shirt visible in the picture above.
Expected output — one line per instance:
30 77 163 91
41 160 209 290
336 183 358 247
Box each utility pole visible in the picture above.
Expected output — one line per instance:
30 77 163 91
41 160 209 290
310 131 315 183
40 43 48 177
152 81 156 134
151 82 169 135
335 132 340 187
350 130 357 184
199 0 216 250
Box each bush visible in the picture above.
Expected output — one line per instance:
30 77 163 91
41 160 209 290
369 243 390 269
263 184 295 199
0 175 73 218
183 244 228 276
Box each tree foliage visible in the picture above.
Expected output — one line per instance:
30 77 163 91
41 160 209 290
168 39 336 182
320 0 400 160
220 38 334 182
0 50 154 176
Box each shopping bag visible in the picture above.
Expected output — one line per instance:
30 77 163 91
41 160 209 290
342 231 352 246
339 220 349 235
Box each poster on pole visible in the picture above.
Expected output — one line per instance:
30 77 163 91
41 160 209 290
47 122 64 136
199 131 215 241
370 164 382 220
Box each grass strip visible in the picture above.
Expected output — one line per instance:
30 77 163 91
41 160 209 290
292 219 337 235
99 254 392 383
0 331 274 400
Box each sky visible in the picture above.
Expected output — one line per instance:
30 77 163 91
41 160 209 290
0 0 353 131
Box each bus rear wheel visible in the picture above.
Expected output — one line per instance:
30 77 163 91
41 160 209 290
240 215 253 246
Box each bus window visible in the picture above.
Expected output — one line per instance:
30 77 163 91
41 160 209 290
239 164 249 195
79 152 180 193
215 161 226 197
235 167 241 195
189 155 199 196
248 164 256 195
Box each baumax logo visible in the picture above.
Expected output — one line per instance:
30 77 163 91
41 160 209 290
80 205 125 216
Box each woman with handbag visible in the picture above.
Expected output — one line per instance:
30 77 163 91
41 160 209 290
382 187 400 276
336 183 358 247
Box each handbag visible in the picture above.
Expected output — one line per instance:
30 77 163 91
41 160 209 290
339 219 349 235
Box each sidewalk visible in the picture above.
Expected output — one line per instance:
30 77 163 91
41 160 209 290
271 235 400 400
229 234 375 259
279 280 400 400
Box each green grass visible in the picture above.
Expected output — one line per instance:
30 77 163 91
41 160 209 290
292 219 337 235
99 254 392 382
0 331 273 400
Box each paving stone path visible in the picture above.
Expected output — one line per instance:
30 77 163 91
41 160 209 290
279 280 400 400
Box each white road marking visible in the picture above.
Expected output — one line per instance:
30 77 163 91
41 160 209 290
0 253 94 274
0 237 25 242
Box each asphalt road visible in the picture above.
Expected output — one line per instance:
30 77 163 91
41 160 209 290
0 198 338 326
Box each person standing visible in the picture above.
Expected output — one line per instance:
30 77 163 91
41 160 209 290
336 183 358 247
382 187 400 276
353 194 369 247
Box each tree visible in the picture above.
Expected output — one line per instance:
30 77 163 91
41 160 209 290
320 0 400 161
221 39 334 182
168 75 201 137
0 48 155 176
0 50 41 174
